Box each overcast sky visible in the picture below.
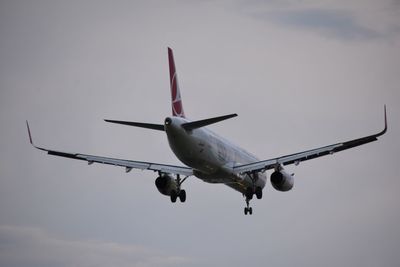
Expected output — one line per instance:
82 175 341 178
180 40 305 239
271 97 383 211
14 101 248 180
1 0 399 266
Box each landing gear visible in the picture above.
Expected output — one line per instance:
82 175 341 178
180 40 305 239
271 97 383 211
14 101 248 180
179 189 186 202
170 189 186 203
244 198 253 215
243 171 264 215
244 207 253 215
170 174 188 203
245 187 254 200
245 171 263 200
245 186 263 200
255 186 263 199
170 190 178 203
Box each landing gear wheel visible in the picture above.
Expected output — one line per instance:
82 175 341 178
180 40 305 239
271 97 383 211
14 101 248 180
255 187 263 199
179 190 186 202
244 207 253 215
244 198 253 215
170 190 178 203
245 187 254 200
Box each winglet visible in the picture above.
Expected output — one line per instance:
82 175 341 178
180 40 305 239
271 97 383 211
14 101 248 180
25 121 51 152
26 120 34 145
381 104 388 136
374 105 388 138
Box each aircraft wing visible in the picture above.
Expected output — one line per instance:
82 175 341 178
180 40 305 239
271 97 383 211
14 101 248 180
234 106 387 174
26 121 193 176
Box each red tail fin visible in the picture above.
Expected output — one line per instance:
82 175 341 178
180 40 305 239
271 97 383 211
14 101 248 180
168 47 185 118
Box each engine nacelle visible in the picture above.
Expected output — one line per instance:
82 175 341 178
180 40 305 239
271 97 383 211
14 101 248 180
155 174 178 196
270 169 294 192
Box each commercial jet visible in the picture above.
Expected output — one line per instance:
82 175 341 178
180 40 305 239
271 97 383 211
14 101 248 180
27 48 387 215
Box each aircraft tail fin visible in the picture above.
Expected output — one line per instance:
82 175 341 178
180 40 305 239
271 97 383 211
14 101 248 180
168 47 185 118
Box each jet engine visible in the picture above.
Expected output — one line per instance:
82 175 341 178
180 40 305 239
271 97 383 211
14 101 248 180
270 169 294 192
155 174 178 196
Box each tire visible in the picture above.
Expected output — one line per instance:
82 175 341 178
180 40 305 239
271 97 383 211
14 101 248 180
245 187 253 200
255 187 263 199
179 190 186 202
249 207 253 215
170 190 177 203
244 207 248 215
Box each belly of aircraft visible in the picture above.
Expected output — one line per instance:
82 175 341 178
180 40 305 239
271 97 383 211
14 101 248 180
193 168 267 195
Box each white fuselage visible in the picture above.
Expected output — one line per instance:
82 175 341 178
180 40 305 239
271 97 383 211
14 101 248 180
164 116 266 194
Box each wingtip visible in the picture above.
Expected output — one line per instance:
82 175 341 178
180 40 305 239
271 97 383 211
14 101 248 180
26 120 33 145
104 119 119 124
384 104 387 118
227 113 238 119
378 105 388 137
383 104 387 131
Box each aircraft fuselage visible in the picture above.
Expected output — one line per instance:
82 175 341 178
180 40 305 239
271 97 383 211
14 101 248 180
165 116 267 194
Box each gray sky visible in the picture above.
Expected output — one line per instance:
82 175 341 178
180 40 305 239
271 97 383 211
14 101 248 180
1 0 399 266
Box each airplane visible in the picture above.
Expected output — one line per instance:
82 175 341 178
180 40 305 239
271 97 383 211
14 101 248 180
26 47 387 215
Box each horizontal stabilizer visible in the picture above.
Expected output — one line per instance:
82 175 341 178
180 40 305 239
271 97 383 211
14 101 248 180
182 113 237 131
104 119 165 131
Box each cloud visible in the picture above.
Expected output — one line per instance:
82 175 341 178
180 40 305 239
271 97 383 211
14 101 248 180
268 8 381 40
234 0 400 41
0 225 192 267
250 8 381 40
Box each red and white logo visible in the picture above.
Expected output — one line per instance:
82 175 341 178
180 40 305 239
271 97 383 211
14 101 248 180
171 72 185 117
168 48 185 118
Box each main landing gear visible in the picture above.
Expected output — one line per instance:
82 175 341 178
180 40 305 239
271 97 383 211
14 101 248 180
244 186 263 215
244 198 253 215
243 173 263 215
245 186 263 200
170 189 186 203
170 174 187 203
243 188 260 215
